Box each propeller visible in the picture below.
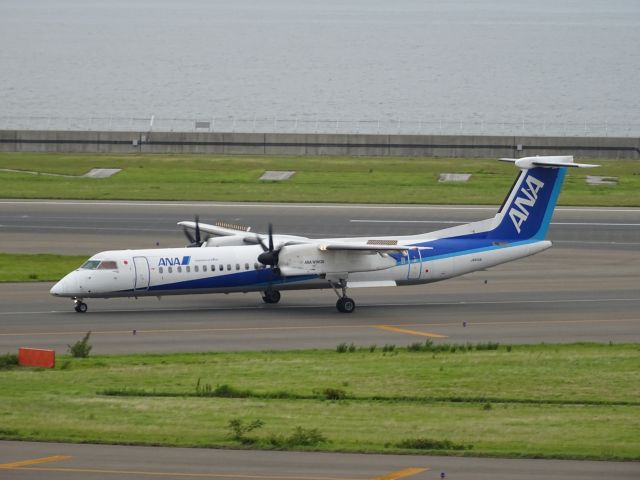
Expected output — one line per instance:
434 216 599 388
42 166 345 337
256 223 282 274
183 215 208 247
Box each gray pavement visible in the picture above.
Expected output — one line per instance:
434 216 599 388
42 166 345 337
0 201 638 353
0 441 637 480
1 200 639 254
0 245 638 353
0 201 638 478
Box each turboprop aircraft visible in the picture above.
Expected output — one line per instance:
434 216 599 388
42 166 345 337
50 156 597 313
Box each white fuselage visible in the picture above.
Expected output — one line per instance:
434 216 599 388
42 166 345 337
50 238 551 299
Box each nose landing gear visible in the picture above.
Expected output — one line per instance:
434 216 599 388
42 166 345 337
73 298 88 313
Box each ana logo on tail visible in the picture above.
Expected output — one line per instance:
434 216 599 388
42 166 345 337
509 175 545 233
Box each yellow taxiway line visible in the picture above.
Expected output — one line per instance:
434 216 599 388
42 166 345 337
0 466 428 480
372 467 428 480
0 455 427 480
374 325 448 339
1 315 634 338
8 467 359 479
0 455 72 468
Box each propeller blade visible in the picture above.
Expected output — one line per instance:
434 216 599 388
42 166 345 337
184 215 205 247
183 227 196 244
194 215 201 244
257 223 282 271
256 234 269 252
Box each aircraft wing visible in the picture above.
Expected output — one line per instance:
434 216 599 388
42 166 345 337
178 220 251 237
178 220 311 245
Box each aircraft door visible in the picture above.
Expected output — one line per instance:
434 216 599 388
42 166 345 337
133 256 150 292
407 248 422 280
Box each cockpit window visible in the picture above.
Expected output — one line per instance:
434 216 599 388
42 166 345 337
97 261 118 270
80 260 101 270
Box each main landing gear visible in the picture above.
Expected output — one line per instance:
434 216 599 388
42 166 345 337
331 280 356 313
336 297 356 314
73 298 88 313
261 289 281 304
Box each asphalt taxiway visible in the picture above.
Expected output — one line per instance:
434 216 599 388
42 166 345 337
1 199 639 254
1 441 638 480
0 200 638 353
1 201 638 478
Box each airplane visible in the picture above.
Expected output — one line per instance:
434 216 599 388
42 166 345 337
50 155 597 313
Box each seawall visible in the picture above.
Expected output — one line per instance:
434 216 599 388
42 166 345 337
0 130 638 158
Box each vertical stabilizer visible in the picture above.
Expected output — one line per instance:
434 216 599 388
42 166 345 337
488 166 566 241
487 156 597 241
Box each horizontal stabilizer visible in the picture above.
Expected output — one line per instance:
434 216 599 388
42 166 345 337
499 156 599 169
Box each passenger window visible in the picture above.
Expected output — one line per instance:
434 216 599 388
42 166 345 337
219 265 223 271
203 265 207 272
159 267 163 274
245 263 250 270
186 266 191 273
235 264 240 271
168 266 173 273
177 266 182 273
194 266 199 272
227 264 232 271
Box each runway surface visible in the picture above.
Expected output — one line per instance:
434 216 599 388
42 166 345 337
0 200 639 353
1 199 639 255
1 441 638 480
1 201 639 478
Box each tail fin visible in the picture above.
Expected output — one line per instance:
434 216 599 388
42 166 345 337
487 156 598 241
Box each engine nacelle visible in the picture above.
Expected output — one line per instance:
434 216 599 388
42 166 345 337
277 244 397 276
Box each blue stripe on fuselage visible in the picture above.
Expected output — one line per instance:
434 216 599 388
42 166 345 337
388 237 534 266
147 268 318 292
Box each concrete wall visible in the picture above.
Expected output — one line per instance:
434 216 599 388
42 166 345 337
0 130 638 158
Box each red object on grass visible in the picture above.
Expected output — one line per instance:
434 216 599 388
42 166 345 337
18 348 55 368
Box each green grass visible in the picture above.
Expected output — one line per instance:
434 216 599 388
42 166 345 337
1 153 638 205
0 253 87 282
1 343 638 459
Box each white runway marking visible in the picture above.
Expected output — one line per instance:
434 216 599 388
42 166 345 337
1 225 171 232
351 219 640 227
1 200 639 213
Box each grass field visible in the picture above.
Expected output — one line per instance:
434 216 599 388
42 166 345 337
1 343 638 459
1 152 638 205
0 253 87 282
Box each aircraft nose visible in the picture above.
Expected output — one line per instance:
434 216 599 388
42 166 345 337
50 278 67 296
50 274 79 297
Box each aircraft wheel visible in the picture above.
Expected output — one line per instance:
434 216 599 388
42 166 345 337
262 290 281 304
74 301 88 313
336 297 355 313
